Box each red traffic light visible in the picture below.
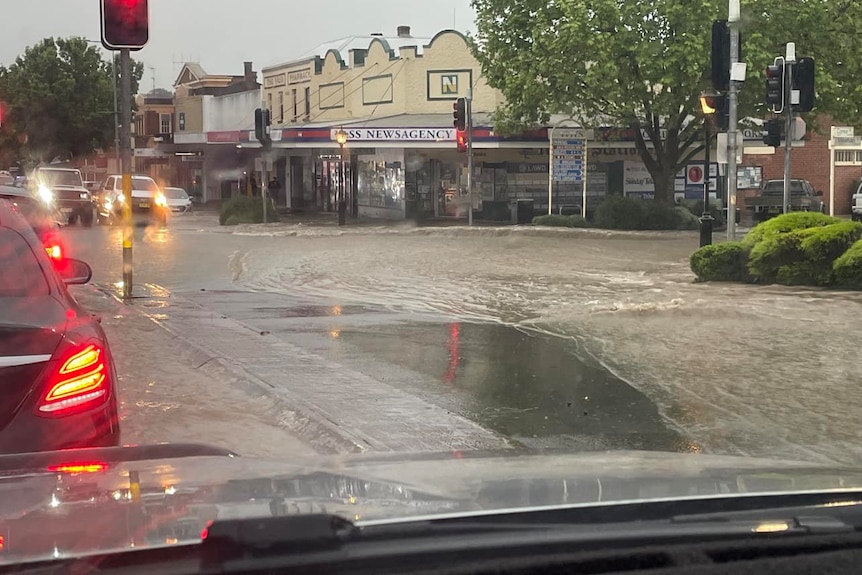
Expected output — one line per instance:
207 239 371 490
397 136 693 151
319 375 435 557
101 0 149 50
456 129 467 153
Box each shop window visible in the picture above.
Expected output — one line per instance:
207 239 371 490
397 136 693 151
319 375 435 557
835 150 862 165
278 91 284 123
304 87 310 119
357 158 404 209
292 89 298 121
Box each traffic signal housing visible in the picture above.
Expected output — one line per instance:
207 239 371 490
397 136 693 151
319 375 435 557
763 119 782 147
100 0 149 50
793 57 815 112
453 98 466 131
710 20 743 92
456 129 467 153
255 108 271 145
700 93 728 132
765 59 785 113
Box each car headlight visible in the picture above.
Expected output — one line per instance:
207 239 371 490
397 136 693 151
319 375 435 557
38 185 54 204
154 193 167 207
116 193 125 203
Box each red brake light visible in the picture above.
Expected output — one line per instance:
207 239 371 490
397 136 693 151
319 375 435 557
38 344 109 415
47 463 108 474
46 244 63 261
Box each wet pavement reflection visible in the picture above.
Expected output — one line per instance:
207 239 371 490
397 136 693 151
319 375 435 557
337 322 692 452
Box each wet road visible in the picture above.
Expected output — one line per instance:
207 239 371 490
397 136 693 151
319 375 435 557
62 214 862 464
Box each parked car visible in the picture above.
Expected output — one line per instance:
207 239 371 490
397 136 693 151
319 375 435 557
748 179 826 222
163 186 193 213
0 197 120 454
28 165 94 227
850 179 862 221
95 174 168 226
0 184 65 265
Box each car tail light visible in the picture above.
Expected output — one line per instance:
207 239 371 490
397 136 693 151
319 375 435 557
38 344 109 415
47 463 108 474
45 243 63 261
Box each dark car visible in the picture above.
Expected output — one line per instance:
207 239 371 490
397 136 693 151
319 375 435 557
0 184 65 265
0 198 120 454
28 166 94 227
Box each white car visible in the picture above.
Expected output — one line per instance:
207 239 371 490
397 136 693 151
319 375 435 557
852 179 862 221
163 187 193 213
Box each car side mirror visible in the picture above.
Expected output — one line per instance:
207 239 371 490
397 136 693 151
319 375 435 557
56 258 93 285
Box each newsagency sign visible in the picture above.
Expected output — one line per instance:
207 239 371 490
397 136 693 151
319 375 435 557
331 128 455 142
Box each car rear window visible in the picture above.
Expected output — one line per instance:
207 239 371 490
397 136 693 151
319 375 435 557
0 226 50 297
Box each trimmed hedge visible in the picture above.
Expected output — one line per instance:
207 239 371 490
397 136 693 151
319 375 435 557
219 196 280 225
532 214 590 228
687 200 726 228
594 195 698 230
690 241 750 282
747 221 862 285
833 239 862 288
741 211 839 248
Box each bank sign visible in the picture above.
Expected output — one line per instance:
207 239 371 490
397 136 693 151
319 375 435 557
331 128 455 142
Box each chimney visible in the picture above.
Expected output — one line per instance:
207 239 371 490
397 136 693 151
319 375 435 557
243 61 254 79
397 26 411 38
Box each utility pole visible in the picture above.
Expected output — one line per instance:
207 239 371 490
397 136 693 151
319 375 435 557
466 87 473 226
112 54 120 171
120 49 133 299
783 42 796 214
726 0 740 241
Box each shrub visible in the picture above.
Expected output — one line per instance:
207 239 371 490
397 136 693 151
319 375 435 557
742 212 839 248
747 221 862 286
219 196 280 225
690 241 750 282
672 206 701 230
532 214 590 228
833 239 862 289
799 221 862 285
594 195 693 230
686 200 726 228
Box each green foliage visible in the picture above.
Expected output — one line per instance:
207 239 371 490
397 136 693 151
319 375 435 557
219 196 280 225
469 0 862 202
742 212 840 248
690 241 750 282
531 214 590 227
747 221 862 285
0 37 144 165
686 200 726 228
833 239 862 289
594 195 697 230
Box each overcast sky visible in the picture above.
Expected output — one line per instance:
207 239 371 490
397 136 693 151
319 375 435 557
3 0 477 91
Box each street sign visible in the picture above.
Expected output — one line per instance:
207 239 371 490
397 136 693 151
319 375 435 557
551 129 592 183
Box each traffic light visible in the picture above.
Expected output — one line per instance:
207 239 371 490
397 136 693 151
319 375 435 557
710 20 743 92
456 129 467 153
100 0 149 50
255 108 271 145
793 57 815 112
765 58 785 113
453 98 466 131
700 93 728 131
763 119 782 147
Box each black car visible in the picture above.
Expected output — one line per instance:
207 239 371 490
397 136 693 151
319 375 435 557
0 184 65 264
29 166 94 227
0 197 120 454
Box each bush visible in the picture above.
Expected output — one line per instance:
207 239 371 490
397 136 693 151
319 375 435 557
531 214 590 228
219 196 280 225
690 241 750 282
746 221 862 285
686 200 726 228
742 212 839 248
833 239 862 289
594 195 694 230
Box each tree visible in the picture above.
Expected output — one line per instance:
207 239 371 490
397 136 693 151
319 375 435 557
0 36 144 166
470 0 862 203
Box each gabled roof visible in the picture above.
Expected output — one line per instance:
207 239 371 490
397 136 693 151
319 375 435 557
173 63 208 88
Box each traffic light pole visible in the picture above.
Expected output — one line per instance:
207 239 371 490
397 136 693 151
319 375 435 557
466 89 473 227
120 48 133 299
726 0 740 241
783 58 794 214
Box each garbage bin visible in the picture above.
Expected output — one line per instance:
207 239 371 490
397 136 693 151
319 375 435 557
722 208 741 224
512 199 535 225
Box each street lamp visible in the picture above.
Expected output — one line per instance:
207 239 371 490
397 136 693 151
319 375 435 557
335 127 348 226
698 93 718 247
